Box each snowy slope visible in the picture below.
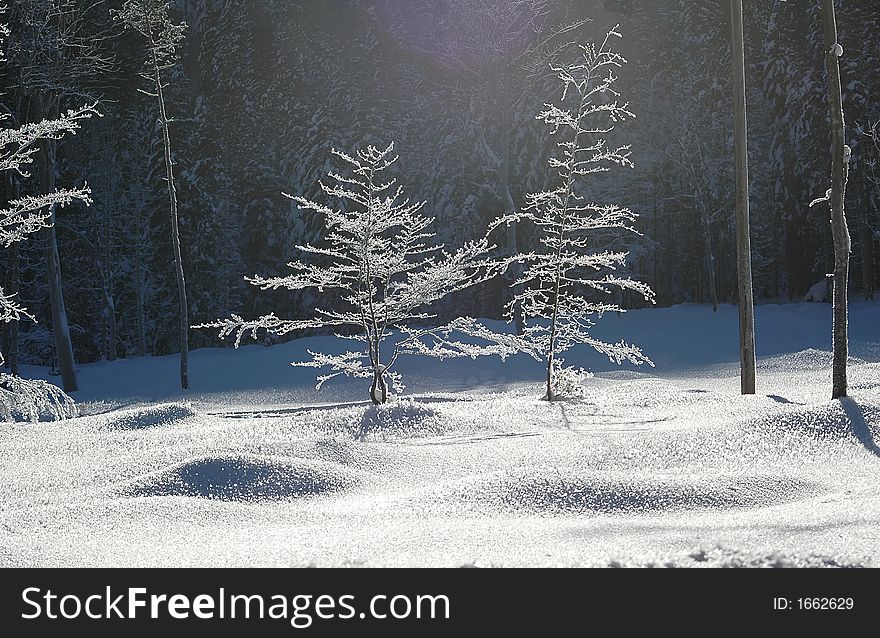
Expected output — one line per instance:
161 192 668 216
2 302 879 567
18 301 880 405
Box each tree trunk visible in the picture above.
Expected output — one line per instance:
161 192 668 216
2 241 21 375
102 201 117 361
369 339 387 405
822 0 851 400
370 369 388 406
135 241 147 357
699 202 719 312
730 0 757 395
152 55 189 389
34 94 78 392
861 172 876 300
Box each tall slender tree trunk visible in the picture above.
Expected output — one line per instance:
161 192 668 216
99 204 118 361
34 93 78 392
699 203 719 312
7 241 20 376
730 0 757 395
135 240 147 357
152 52 189 389
861 173 876 300
822 0 851 400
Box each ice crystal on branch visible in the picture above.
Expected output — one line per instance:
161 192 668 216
200 143 512 404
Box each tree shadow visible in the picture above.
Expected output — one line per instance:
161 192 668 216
217 401 369 419
840 397 880 458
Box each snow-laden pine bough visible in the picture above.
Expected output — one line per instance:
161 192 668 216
0 15 94 421
198 142 517 405
476 27 656 401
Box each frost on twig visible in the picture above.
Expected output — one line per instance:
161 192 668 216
199 142 513 404
0 21 91 419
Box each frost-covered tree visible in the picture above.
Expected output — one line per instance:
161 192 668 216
115 0 190 389
201 143 508 405
0 10 93 420
5 0 112 392
494 28 655 401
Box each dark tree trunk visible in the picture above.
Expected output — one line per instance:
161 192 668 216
101 202 117 361
699 202 718 312
5 241 21 376
730 0 757 395
861 173 876 300
34 93 78 392
135 242 147 357
822 0 851 400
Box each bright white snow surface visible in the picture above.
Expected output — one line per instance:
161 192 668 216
2 302 879 567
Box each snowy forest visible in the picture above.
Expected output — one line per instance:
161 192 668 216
2 0 880 570
1 0 878 376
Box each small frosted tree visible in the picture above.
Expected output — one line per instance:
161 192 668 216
201 143 508 404
494 28 655 401
0 11 94 420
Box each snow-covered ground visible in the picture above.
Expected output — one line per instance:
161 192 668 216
2 302 879 567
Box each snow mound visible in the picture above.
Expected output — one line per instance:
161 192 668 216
104 403 197 430
455 471 814 514
607 546 869 568
358 399 444 438
761 348 866 372
125 455 360 501
753 398 880 442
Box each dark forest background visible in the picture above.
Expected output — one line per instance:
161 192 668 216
1 0 879 369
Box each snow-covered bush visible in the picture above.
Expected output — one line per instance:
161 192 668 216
0 373 77 422
490 28 655 401
200 143 511 404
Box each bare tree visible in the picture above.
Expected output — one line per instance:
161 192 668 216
1 8 94 419
730 0 756 395
115 0 189 388
663 131 730 313
5 0 114 392
811 0 851 400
